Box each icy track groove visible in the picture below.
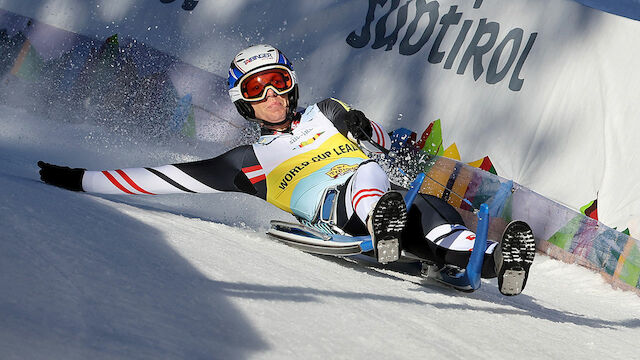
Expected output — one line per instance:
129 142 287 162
1 105 639 359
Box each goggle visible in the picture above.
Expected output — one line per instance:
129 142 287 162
239 66 295 102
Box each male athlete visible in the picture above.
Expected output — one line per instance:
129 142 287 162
38 44 534 294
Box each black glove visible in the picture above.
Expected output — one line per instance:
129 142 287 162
37 161 85 192
344 110 373 141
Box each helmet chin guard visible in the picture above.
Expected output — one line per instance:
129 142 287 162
228 45 299 125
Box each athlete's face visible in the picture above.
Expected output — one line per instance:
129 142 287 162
251 89 289 129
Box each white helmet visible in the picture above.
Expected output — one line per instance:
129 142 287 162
227 44 299 122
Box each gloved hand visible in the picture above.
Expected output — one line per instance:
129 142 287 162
344 109 373 141
37 161 85 191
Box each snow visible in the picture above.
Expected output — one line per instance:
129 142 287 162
2 104 640 359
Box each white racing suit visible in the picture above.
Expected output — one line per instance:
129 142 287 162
80 98 497 274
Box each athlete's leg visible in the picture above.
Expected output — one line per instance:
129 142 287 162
339 161 406 263
343 161 391 224
401 193 499 277
334 161 393 235
423 223 498 276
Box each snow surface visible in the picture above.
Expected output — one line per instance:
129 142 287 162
2 104 640 359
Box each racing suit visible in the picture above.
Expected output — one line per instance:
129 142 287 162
81 98 392 234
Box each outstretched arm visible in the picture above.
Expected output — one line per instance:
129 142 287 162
38 145 266 198
317 98 391 151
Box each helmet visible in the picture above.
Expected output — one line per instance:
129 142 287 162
228 44 299 123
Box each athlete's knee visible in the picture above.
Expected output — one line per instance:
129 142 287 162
354 161 389 186
345 161 391 221
425 224 475 250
